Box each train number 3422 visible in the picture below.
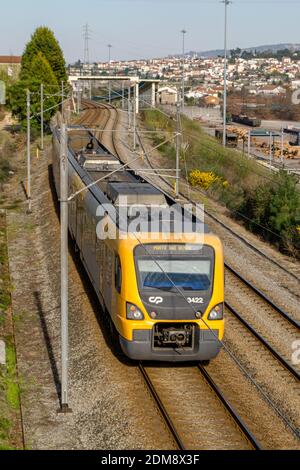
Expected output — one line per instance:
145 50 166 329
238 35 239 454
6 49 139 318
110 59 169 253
187 297 204 304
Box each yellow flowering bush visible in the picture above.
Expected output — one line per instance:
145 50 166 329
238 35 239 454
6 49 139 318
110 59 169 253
189 170 227 190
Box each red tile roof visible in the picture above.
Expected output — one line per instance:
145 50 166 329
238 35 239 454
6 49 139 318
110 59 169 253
0 56 22 64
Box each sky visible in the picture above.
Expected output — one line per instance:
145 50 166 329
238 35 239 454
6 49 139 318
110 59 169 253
1 0 300 63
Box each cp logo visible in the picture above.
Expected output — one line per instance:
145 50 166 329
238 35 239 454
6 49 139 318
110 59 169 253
149 297 163 305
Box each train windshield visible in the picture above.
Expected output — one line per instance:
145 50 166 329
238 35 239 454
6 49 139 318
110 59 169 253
137 258 212 292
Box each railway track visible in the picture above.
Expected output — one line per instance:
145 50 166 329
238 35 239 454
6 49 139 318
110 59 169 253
139 363 262 450
73 101 300 448
225 266 300 377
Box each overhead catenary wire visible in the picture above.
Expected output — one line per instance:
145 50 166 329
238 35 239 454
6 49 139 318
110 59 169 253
67 131 180 201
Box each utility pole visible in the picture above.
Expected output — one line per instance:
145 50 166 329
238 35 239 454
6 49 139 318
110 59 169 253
133 84 137 151
26 89 32 214
175 101 181 198
128 85 131 130
40 83 44 152
77 82 81 114
135 82 140 115
108 44 112 104
59 122 71 413
122 82 125 110
61 81 64 117
222 0 231 147
248 130 251 158
269 132 273 169
281 127 284 167
181 29 187 111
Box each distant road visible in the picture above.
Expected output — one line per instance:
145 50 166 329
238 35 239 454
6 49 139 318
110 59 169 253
261 120 300 131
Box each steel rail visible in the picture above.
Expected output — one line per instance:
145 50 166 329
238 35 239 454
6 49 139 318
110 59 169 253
198 365 263 450
226 264 300 330
139 363 186 451
225 302 300 381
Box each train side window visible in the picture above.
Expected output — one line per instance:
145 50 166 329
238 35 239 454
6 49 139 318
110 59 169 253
115 255 122 294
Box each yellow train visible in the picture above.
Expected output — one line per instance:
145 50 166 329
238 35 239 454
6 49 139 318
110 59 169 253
52 127 225 362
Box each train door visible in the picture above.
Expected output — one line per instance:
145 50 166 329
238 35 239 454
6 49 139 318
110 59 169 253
76 196 84 251
111 254 121 324
69 197 77 240
103 244 114 315
96 238 105 309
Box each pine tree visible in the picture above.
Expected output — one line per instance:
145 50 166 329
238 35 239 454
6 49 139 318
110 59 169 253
21 27 67 83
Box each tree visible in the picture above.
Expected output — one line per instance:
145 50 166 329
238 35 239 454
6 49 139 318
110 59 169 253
241 50 254 60
268 172 300 246
20 27 67 83
29 52 58 86
7 80 58 131
0 69 14 88
8 53 59 130
230 48 242 59
241 171 300 253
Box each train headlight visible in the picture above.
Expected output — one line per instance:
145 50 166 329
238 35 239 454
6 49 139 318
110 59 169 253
126 303 145 321
208 304 224 321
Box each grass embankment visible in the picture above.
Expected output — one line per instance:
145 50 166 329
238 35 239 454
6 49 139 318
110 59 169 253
142 109 300 256
0 213 21 450
0 127 23 450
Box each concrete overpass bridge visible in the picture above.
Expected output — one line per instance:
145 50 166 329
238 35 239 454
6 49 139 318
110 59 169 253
68 76 160 113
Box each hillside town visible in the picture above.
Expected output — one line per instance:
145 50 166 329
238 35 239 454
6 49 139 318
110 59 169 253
67 53 300 102
2 51 300 107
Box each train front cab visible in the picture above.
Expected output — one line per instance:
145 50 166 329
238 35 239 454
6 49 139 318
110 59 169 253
113 235 225 362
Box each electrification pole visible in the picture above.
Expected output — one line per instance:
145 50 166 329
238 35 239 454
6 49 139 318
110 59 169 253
133 84 137 151
61 81 64 117
222 0 231 147
128 85 131 130
108 44 112 104
175 101 181 198
77 82 81 114
269 132 273 168
59 122 71 413
181 29 187 111
26 89 32 214
122 82 125 110
281 127 284 167
248 130 251 158
40 83 44 152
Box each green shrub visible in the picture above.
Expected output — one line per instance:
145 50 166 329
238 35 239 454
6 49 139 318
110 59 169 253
240 171 300 253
